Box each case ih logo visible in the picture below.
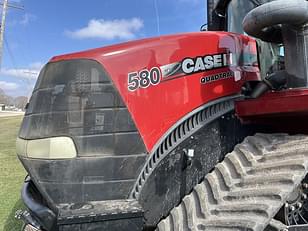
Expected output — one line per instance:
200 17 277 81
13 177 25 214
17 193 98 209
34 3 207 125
181 53 230 74
127 52 233 92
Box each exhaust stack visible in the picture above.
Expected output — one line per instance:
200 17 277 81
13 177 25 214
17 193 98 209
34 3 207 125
243 0 308 88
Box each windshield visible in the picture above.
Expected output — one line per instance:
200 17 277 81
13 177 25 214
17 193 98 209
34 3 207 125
227 0 282 78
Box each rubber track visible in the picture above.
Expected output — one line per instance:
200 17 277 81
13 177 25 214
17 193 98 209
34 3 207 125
156 133 308 231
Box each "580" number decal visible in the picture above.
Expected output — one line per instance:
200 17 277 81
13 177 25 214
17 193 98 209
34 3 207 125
128 67 161 91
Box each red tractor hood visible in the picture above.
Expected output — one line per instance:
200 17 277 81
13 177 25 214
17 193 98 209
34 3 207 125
50 32 260 152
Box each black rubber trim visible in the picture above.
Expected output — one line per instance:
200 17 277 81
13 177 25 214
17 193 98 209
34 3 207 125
21 179 57 230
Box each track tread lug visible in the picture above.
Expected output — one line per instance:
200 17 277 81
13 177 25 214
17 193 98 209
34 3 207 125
156 134 308 231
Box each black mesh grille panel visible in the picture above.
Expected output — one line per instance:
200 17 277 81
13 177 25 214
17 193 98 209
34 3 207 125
19 59 146 156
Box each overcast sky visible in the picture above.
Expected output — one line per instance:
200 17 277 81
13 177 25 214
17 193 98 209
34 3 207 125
0 0 206 97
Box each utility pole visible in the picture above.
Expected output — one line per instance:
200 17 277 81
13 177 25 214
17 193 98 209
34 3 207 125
0 0 8 71
0 0 23 71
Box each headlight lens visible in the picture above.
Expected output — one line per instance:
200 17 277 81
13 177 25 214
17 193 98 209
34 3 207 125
16 137 77 159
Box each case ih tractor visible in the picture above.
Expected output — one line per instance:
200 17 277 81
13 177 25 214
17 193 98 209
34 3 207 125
15 0 308 230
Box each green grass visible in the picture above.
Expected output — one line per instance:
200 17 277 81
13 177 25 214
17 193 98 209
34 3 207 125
0 116 26 231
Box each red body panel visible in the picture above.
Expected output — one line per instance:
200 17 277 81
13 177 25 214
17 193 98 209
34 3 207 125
236 89 308 118
235 89 308 134
235 89 308 126
51 32 260 152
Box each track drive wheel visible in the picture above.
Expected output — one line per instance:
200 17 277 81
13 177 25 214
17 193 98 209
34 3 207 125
156 133 308 231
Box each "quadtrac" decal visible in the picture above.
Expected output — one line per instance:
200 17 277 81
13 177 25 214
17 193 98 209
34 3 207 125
200 71 234 84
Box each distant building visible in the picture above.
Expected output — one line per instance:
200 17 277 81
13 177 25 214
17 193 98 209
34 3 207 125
0 104 5 111
6 105 17 111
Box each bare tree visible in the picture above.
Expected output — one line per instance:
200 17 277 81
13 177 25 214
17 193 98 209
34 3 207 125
0 88 13 105
14 96 28 110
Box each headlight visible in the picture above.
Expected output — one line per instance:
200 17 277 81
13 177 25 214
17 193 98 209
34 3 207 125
16 137 77 159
